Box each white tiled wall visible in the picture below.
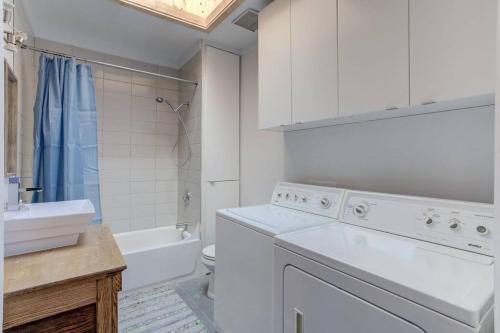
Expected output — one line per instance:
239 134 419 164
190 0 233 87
16 37 183 233
95 49 181 233
178 52 202 227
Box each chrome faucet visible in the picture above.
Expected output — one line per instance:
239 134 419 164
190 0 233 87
182 191 191 206
6 176 43 211
175 222 188 231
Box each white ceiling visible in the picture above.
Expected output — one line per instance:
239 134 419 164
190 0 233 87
19 0 268 69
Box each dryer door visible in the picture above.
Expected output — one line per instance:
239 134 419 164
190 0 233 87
283 266 427 333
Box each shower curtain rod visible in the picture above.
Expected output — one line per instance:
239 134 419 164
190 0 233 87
19 43 198 86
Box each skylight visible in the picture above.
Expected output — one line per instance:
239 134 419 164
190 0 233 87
119 0 243 31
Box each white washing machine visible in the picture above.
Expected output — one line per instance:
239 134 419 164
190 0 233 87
214 182 346 333
274 190 494 333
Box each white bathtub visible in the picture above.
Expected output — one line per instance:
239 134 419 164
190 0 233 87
114 226 201 291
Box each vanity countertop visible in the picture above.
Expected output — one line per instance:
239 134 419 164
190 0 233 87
4 224 126 297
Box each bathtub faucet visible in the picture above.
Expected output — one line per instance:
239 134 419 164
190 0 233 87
182 191 191 206
176 222 188 231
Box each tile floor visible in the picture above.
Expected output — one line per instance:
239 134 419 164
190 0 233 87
174 276 216 333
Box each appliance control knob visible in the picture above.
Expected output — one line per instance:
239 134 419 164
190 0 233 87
277 192 282 198
301 196 308 203
353 203 369 218
320 197 332 209
476 225 489 236
424 218 434 226
448 219 461 231
285 193 290 200
294 194 299 201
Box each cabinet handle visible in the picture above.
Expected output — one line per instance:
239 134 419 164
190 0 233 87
421 100 437 106
384 106 399 111
207 179 238 183
295 308 304 333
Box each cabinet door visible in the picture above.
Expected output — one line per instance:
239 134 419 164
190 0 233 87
291 0 338 124
339 0 409 116
283 266 426 333
410 0 496 105
258 0 292 129
203 46 240 181
202 180 239 247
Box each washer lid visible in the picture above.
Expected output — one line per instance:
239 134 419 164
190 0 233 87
275 223 493 328
217 205 334 237
202 245 215 259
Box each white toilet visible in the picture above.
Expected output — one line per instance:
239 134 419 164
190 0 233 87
202 244 216 299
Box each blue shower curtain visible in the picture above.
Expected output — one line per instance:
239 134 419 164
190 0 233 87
32 54 102 224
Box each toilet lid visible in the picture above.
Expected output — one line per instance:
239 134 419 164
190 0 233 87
203 245 215 260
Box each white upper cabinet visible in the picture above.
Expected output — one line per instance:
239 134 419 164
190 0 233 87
258 0 292 129
258 0 496 130
291 0 338 124
410 0 496 106
338 0 409 116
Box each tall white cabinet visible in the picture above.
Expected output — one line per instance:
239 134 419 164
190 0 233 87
409 0 496 106
338 0 409 116
201 45 240 246
203 46 240 182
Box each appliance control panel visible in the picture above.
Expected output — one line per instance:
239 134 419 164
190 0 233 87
342 191 494 256
271 182 345 219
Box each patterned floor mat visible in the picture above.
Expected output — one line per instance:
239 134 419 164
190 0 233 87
119 282 208 333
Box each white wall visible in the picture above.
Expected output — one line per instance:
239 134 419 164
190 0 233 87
240 46 285 205
240 46 494 205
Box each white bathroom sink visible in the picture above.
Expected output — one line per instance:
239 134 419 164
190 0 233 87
4 200 95 257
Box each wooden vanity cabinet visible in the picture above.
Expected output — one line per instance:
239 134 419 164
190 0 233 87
3 225 126 333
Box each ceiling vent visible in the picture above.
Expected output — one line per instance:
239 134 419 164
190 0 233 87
232 9 259 32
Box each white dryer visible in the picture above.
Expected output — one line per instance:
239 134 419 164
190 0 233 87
214 182 345 333
274 190 494 333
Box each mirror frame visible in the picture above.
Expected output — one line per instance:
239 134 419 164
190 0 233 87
4 60 18 176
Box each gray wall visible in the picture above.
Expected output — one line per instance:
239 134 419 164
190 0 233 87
284 106 494 203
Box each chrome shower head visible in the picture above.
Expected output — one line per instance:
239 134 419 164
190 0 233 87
155 96 189 112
